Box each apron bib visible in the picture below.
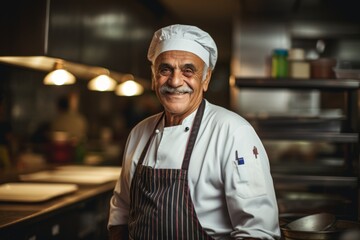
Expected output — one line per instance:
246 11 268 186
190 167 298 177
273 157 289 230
128 100 214 240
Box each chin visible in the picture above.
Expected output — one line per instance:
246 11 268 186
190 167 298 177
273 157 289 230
164 103 186 113
162 101 187 114
162 94 188 103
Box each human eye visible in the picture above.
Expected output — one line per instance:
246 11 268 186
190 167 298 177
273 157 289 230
158 64 172 76
182 64 196 77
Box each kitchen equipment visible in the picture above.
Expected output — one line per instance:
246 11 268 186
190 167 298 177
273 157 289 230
288 48 310 79
286 213 336 231
281 214 360 240
333 68 360 79
333 60 360 79
282 220 360 240
271 48 289 78
310 58 337 78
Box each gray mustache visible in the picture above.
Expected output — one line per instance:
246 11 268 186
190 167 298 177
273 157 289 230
160 85 193 94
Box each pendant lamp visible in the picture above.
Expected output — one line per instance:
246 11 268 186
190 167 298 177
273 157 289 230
88 69 117 91
115 74 144 96
43 60 76 85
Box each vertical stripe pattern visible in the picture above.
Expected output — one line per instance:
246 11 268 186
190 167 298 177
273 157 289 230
128 165 213 240
128 100 213 239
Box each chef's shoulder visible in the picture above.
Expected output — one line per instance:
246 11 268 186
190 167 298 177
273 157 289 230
128 112 163 140
205 101 251 129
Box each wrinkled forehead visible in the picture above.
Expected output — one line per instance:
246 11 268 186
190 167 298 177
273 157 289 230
154 50 205 67
153 38 210 67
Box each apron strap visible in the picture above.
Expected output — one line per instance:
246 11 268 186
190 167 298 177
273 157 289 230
138 112 164 165
182 99 205 170
137 99 205 169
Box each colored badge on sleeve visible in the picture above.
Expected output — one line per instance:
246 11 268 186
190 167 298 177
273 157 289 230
235 150 244 165
253 146 258 159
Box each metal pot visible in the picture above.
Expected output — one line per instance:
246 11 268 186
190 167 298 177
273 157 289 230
281 220 360 240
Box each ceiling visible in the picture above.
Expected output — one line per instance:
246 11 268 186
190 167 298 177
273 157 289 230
160 0 360 22
2 0 359 83
159 0 239 25
157 0 360 63
158 0 240 63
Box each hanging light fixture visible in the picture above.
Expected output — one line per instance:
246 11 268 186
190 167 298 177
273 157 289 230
43 60 76 85
115 74 144 96
88 69 117 91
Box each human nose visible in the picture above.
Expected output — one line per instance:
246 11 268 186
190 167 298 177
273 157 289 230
167 69 184 88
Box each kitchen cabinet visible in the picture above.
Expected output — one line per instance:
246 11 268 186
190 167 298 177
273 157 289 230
233 77 360 221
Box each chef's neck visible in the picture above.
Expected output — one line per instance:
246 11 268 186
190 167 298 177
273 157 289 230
163 98 203 127
164 112 189 127
164 106 199 127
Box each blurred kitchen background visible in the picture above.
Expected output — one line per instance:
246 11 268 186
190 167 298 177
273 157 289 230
0 0 360 224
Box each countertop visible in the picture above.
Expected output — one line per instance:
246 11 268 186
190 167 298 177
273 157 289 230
0 181 115 230
0 165 118 238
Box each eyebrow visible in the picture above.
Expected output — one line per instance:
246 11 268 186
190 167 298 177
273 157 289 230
157 63 198 71
182 63 197 72
157 63 173 70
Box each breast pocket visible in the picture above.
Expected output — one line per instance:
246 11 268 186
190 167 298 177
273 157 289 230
232 156 267 199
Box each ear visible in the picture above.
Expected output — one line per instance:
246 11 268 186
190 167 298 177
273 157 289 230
202 69 212 92
151 67 156 91
151 75 155 90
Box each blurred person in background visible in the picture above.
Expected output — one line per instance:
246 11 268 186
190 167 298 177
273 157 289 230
50 93 87 163
51 92 87 142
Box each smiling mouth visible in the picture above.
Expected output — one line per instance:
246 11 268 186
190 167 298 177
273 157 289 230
169 91 188 95
161 89 193 95
160 85 194 95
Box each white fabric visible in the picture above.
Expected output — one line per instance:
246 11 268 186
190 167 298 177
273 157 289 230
108 100 280 240
154 38 210 68
147 24 218 69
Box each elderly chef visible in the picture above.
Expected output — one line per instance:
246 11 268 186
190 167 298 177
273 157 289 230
108 24 280 240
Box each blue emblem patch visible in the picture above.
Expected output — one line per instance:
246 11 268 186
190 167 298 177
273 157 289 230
235 150 245 165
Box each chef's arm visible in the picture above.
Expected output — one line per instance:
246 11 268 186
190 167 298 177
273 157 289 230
225 126 280 239
109 224 128 240
108 154 132 240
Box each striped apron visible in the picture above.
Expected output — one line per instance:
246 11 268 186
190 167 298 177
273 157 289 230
128 100 214 240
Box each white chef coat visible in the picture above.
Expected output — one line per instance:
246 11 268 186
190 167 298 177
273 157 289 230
108 100 280 240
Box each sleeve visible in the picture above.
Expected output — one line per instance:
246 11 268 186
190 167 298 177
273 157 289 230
107 115 158 228
223 125 281 240
107 135 133 228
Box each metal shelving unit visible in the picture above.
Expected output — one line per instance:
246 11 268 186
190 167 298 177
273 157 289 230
234 78 360 90
259 132 358 142
234 77 360 220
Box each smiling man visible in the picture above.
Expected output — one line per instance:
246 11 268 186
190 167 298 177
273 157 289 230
108 24 280 240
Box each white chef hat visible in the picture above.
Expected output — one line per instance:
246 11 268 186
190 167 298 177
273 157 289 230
147 24 218 69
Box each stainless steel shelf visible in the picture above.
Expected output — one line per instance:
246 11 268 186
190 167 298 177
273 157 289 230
271 161 347 175
273 174 358 187
235 78 360 90
234 76 360 220
258 132 358 142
